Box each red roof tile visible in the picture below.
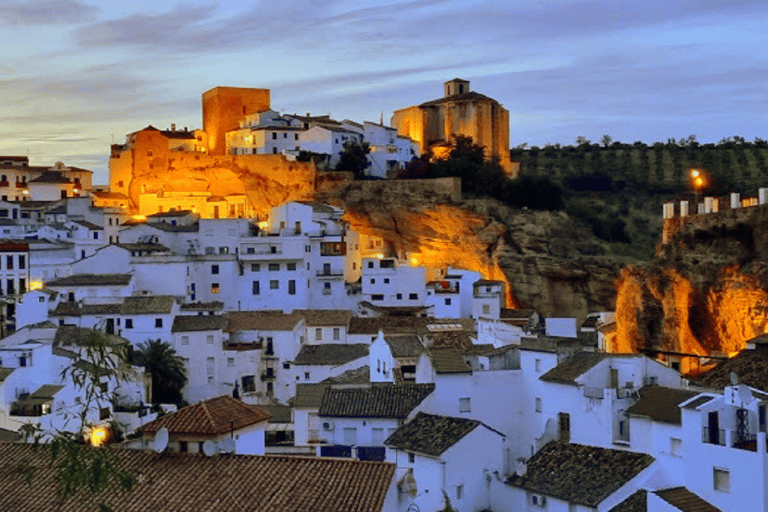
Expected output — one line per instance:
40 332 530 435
140 395 271 436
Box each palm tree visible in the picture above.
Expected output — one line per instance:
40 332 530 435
130 340 187 405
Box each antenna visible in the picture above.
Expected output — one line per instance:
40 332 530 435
202 439 218 457
154 427 169 453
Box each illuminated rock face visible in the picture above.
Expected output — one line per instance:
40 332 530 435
322 182 620 316
616 203 768 359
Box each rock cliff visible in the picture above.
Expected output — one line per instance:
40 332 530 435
615 204 768 356
318 180 621 319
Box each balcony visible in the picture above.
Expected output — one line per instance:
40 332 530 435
583 387 604 399
702 426 726 446
316 269 343 279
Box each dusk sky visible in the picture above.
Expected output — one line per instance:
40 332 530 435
1 0 766 184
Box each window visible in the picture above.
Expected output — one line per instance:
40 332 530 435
396 293 402 300
535 397 542 412
252 281 260 295
288 280 296 295
371 294 384 301
155 318 163 328
269 280 279 290
242 375 255 392
456 485 463 500
18 255 24 269
179 441 188 453
181 336 189 345
714 468 730 492
268 263 279 271
535 358 542 372
206 357 215 383
370 278 375 284
409 293 418 300
315 328 322 341
408 452 415 463
5 255 12 270
227 357 234 367
383 278 389 284
482 304 490 315
251 263 260 272
211 264 219 275
125 319 133 329
444 298 451 305
206 335 214 344
19 279 25 294
343 428 358 445
459 397 471 413
304 372 310 380
333 327 340 340
211 283 220 294
266 338 273 355
287 262 297 271
367 261 374 269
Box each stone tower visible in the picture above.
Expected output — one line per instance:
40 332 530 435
202 87 271 156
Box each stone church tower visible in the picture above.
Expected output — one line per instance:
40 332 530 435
391 79 513 175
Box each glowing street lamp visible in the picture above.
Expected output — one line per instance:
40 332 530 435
690 169 706 211
88 425 109 447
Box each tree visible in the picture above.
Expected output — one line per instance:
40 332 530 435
19 329 137 509
335 140 371 178
600 134 613 147
130 340 187 405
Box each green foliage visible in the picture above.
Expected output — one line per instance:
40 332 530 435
296 150 328 163
130 340 187 405
335 141 371 178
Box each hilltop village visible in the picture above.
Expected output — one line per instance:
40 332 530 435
1 81 766 512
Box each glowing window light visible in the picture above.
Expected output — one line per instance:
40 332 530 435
88 425 109 447
29 280 43 291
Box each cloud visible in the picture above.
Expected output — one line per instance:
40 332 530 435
0 1 96 25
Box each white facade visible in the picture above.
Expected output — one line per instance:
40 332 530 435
299 126 363 168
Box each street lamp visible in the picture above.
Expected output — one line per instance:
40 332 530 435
691 169 705 212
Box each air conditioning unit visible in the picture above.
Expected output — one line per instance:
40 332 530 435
322 421 334 431
531 494 547 507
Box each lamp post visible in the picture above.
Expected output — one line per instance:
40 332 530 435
691 169 705 213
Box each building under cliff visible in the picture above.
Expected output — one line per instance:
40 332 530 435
391 78 514 175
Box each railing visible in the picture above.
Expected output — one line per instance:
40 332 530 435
702 426 726 446
316 270 343 277
617 388 636 399
583 387 604 399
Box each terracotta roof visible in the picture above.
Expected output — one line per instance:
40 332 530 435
385 412 494 456
319 384 434 418
429 331 476 353
428 346 471 374
626 386 699 424
226 311 302 332
171 315 227 333
507 442 655 507
52 296 176 317
539 352 608 385
698 349 768 392
294 309 353 327
0 443 395 512
140 395 271 436
654 487 721 512
293 344 369 366
608 490 647 512
46 273 132 287
384 335 425 358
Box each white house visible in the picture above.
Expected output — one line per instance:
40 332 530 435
299 125 364 168
472 279 506 319
137 395 272 456
369 332 425 384
386 412 505 512
170 315 230 403
288 343 370 399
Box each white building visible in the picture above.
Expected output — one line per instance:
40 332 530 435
299 125 364 168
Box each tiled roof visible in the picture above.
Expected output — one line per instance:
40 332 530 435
226 311 302 332
507 442 654 507
140 395 271 436
319 384 434 418
608 490 647 512
680 394 717 410
294 309 353 327
428 331 476 353
45 273 132 287
261 405 292 424
293 384 329 408
321 365 370 385
180 302 224 312
626 386 699 424
697 349 768 392
420 90 496 107
385 412 491 456
29 384 65 399
0 443 395 512
384 335 425 358
428 346 471 374
0 427 21 442
0 367 15 382
293 344 369 366
654 487 720 512
539 352 608 385
348 317 473 336
53 325 127 348
171 315 227 333
29 171 71 184
52 296 176 317
90 190 129 199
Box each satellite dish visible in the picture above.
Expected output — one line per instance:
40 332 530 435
154 427 169 453
730 372 739 386
202 440 218 457
219 438 236 454
738 385 753 406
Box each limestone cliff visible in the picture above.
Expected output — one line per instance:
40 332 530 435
318 180 621 319
615 204 768 357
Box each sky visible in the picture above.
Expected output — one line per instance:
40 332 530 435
1 0 767 184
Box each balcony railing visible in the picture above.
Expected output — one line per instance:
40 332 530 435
583 387 604 399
